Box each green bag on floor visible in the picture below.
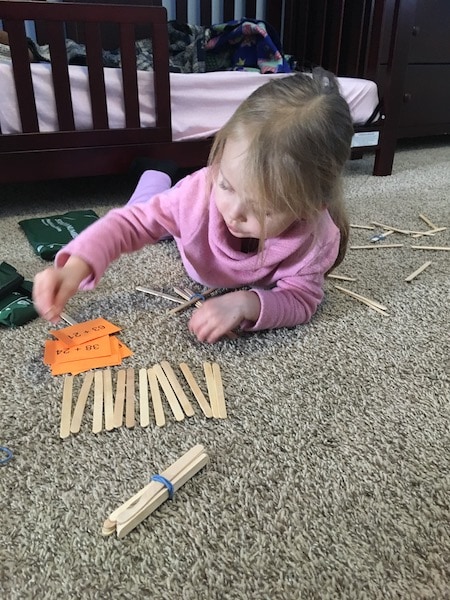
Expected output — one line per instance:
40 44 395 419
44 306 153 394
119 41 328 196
18 209 99 260
0 265 38 327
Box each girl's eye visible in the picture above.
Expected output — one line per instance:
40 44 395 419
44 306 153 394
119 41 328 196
218 181 229 191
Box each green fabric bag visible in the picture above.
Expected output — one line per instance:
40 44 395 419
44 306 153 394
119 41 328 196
18 209 99 260
0 282 38 327
0 261 24 297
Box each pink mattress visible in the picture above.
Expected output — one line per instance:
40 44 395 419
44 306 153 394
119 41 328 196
0 63 379 142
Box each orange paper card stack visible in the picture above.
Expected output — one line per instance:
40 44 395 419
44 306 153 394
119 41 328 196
44 317 133 376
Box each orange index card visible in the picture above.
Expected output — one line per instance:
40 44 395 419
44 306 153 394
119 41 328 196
50 318 121 347
49 335 113 365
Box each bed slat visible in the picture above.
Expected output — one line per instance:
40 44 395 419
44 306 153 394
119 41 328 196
84 22 109 130
2 19 39 133
45 21 76 131
119 23 141 129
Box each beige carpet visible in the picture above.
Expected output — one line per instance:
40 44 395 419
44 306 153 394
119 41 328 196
1 138 449 599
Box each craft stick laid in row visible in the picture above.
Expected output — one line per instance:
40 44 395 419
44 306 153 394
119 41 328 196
60 362 227 436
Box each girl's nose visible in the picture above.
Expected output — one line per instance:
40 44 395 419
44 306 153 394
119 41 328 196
228 200 247 222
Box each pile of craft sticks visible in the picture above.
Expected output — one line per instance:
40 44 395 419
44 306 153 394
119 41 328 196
59 361 227 438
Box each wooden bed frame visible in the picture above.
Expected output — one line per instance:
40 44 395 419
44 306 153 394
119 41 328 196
0 0 415 183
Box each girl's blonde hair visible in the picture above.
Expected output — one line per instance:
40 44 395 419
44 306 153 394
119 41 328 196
208 69 354 269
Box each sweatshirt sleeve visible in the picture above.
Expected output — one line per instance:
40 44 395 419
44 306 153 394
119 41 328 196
54 191 181 289
240 229 340 332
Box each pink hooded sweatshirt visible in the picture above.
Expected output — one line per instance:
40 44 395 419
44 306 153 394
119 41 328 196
55 167 340 331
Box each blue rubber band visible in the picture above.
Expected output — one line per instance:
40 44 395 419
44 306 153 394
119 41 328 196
0 446 13 465
151 474 174 499
189 293 205 302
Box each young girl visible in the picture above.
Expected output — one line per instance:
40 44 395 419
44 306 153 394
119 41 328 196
33 70 354 343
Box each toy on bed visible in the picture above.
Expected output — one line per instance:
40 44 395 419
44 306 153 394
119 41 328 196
0 0 414 183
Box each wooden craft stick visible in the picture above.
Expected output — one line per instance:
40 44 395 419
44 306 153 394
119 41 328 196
350 224 375 230
136 286 184 304
139 368 150 428
173 287 202 308
70 371 94 434
405 261 432 282
103 369 115 431
168 288 217 315
203 362 220 418
60 312 78 326
370 221 417 235
411 227 447 238
334 285 388 315
60 375 74 439
147 367 166 427
115 445 208 538
160 361 195 417
419 213 439 230
125 367 136 428
92 370 104 434
410 246 450 251
326 274 357 282
350 244 404 249
113 369 126 428
212 362 227 419
179 363 212 418
102 444 206 536
152 364 185 421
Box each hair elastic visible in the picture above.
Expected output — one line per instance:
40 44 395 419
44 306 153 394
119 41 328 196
150 474 174 499
0 446 13 465
189 293 206 302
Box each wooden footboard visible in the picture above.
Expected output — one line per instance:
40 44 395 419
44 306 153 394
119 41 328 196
0 0 411 182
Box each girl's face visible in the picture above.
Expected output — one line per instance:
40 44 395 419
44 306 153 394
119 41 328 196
214 137 296 240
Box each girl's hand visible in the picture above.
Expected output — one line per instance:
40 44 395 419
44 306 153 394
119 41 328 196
188 290 260 343
32 256 92 323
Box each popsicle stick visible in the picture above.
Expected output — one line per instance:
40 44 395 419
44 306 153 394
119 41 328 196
104 444 205 533
147 367 166 427
92 370 104 434
212 362 227 419
153 364 185 421
113 369 126 428
370 221 420 235
334 285 388 315
168 288 217 315
60 375 74 439
70 371 94 434
350 244 404 249
410 246 450 251
179 363 212 418
326 274 357 282
60 312 78 326
125 367 136 428
103 369 115 431
405 261 432 282
160 361 195 417
350 224 375 230
419 214 438 230
203 362 220 418
115 446 208 538
411 227 446 238
139 368 150 428
136 286 184 304
173 287 202 308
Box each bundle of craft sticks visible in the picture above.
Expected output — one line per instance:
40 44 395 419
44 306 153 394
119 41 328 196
59 361 227 438
102 444 208 538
